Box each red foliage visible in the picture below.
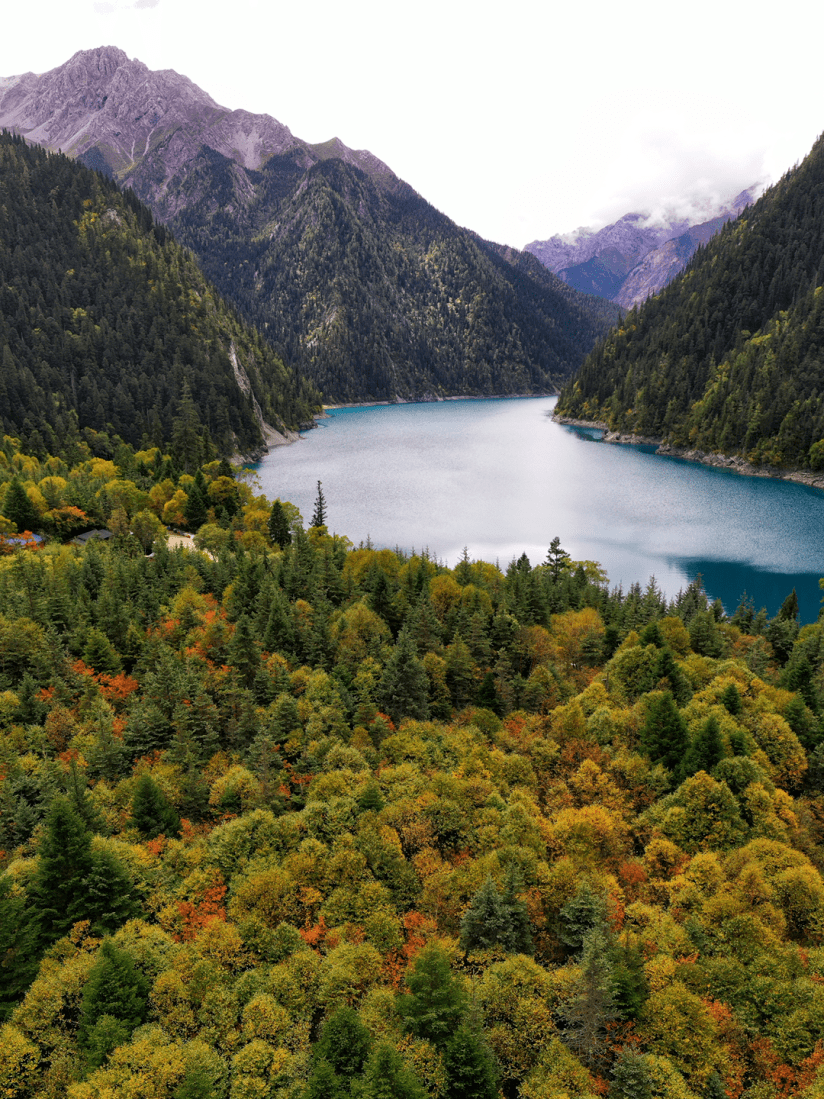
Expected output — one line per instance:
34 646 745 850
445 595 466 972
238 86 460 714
98 672 140 705
176 880 227 942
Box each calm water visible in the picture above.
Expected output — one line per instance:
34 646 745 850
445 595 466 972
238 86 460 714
254 397 824 622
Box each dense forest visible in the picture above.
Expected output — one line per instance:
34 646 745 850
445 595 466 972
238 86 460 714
556 132 824 470
0 132 320 460
1 433 824 1099
159 147 619 402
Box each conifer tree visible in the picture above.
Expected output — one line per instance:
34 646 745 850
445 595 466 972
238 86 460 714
442 1027 499 1099
77 939 150 1068
0 875 39 1021
131 773 181 839
377 626 430 724
267 499 291 549
639 691 690 773
361 1043 425 1099
2 477 39 533
311 480 327 529
396 943 466 1047
32 795 94 946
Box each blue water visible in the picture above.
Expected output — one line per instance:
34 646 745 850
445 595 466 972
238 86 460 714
253 397 824 622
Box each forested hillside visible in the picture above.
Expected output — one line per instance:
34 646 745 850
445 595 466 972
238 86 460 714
557 133 824 470
166 151 619 402
2 434 824 1099
0 132 320 460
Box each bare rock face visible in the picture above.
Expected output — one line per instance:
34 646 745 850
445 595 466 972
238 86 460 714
0 46 396 210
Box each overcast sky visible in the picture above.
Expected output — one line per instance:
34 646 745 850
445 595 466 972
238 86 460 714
3 0 823 247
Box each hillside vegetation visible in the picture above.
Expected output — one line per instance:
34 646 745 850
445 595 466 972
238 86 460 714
0 132 320 460
1 434 824 1099
557 133 824 470
166 151 619 402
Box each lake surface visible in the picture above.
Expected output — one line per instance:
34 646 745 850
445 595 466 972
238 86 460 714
253 397 824 622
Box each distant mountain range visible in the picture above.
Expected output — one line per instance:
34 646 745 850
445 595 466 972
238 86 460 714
525 188 760 308
0 47 618 403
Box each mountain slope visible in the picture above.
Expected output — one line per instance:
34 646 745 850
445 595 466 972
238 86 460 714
0 47 618 401
526 189 758 306
0 131 319 459
556 133 824 470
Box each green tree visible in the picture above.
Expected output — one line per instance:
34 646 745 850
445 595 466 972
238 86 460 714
1 478 39 533
679 714 725 780
311 480 327 529
77 939 150 1068
0 875 39 1020
396 943 466 1047
267 499 292 549
131 773 181 839
361 1043 425 1099
442 1027 498 1099
32 795 94 946
313 1005 372 1079
639 691 690 773
377 627 430 724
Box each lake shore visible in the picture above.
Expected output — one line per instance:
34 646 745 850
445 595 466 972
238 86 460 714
552 413 824 492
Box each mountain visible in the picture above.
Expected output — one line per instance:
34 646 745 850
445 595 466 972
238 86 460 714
556 133 824 471
0 47 618 402
0 131 319 460
526 188 758 306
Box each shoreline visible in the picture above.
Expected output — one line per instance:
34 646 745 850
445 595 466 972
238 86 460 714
552 413 824 492
321 391 556 412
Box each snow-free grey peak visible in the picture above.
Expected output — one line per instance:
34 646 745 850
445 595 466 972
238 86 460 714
0 46 397 201
525 185 761 306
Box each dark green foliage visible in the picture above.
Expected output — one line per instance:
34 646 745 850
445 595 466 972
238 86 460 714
396 944 466 1047
680 715 726 780
442 1027 498 1099
313 1006 372 1078
173 1065 220 1099
611 1049 653 1099
557 924 618 1069
84 849 143 936
161 152 618 404
1 477 39 532
77 939 150 1068
32 795 94 945
131 773 181 839
82 628 123 676
311 480 327 529
377 627 430 724
304 1061 345 1099
558 882 609 954
360 1042 425 1099
0 133 318 456
639 691 690 773
0 874 39 1020
460 874 533 956
268 500 292 548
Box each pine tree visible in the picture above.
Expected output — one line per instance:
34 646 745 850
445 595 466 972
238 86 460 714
0 875 39 1021
267 499 291 549
377 627 430 724
313 1006 372 1078
442 1027 498 1099
1 477 39 533
78 939 150 1068
460 876 511 956
396 943 466 1047
639 691 690 773
311 480 327 529
361 1043 425 1099
32 795 94 946
131 773 181 839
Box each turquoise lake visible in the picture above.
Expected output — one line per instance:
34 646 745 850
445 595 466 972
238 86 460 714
253 396 824 622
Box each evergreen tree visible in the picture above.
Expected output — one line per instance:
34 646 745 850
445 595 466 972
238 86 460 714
131 773 181 839
77 939 150 1068
361 1043 425 1099
313 1006 372 1079
311 480 327 529
0 874 39 1020
460 876 511 956
377 627 430 724
84 848 143 936
267 499 292 549
639 691 690 773
32 795 94 945
610 1049 653 1099
2 477 39 533
396 943 466 1047
442 1027 498 1099
679 714 725 780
